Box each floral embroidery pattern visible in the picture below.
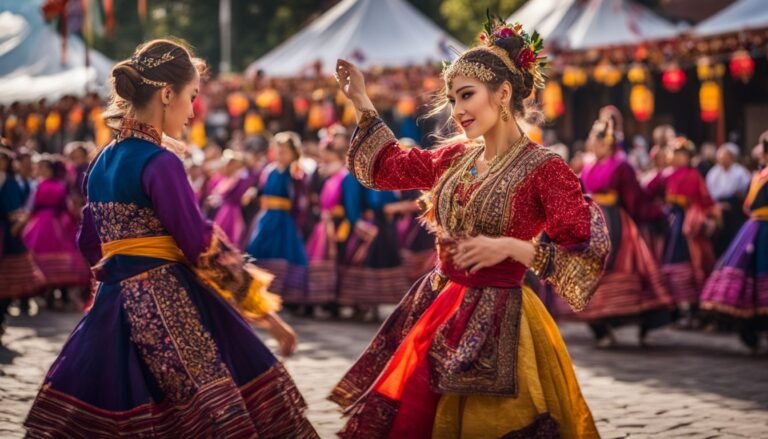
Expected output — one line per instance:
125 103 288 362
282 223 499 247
91 201 167 242
429 286 522 396
121 265 230 402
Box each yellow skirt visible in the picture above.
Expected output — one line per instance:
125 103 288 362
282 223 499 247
432 287 600 438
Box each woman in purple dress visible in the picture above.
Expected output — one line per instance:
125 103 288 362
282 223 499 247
25 40 316 438
701 134 768 351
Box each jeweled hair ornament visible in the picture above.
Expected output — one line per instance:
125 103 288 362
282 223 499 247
443 11 547 89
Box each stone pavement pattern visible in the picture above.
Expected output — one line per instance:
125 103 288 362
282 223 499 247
1 309 767 438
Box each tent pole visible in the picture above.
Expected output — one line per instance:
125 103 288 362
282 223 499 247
219 0 232 74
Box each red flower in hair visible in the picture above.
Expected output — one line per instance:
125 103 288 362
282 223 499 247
496 27 514 39
516 47 536 70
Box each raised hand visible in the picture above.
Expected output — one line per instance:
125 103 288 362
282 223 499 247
335 59 375 119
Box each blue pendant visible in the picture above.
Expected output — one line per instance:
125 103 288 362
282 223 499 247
470 166 478 177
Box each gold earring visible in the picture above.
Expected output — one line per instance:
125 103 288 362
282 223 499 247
500 104 511 122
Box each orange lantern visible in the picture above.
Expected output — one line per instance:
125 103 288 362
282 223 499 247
562 66 587 88
593 62 622 87
26 113 42 135
627 63 647 84
662 65 686 92
45 111 61 135
4 115 17 138
68 106 83 129
729 50 755 83
699 80 721 122
629 84 654 122
542 81 565 121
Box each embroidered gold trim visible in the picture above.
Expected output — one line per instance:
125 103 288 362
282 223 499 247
347 117 396 189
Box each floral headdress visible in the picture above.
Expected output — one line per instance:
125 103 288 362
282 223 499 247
443 11 546 89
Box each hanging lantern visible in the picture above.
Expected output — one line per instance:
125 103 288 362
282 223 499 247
542 81 565 121
699 80 721 122
562 66 587 88
729 50 755 83
662 65 686 92
627 63 647 84
630 84 654 122
697 57 726 81
26 113 42 136
593 61 622 87
45 111 61 135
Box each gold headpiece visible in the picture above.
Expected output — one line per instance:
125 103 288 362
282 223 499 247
443 11 547 89
131 50 176 72
140 77 169 88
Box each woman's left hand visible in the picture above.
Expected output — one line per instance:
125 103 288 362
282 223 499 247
453 235 509 274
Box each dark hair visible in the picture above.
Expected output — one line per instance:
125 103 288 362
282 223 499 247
427 39 543 129
103 38 207 130
0 148 14 174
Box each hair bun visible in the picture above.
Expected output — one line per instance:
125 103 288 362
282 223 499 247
112 63 141 102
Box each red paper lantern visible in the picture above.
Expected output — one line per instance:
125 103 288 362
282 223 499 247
662 66 686 92
729 50 755 83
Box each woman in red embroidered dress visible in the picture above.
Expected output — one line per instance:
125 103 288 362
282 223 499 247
329 16 609 439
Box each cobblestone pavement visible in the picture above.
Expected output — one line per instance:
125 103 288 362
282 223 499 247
1 308 766 438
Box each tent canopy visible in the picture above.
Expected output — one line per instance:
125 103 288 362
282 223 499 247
509 0 681 51
508 0 585 48
248 0 464 77
0 0 113 104
694 0 768 36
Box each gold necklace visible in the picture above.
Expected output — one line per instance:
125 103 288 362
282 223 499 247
460 135 529 183
449 135 530 232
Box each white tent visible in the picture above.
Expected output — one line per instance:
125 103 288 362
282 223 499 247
694 0 768 37
0 0 114 104
508 0 585 48
510 0 681 51
248 0 464 77
566 0 680 50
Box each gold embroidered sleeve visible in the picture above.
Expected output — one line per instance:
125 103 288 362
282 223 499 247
194 226 281 318
346 111 397 189
531 202 611 311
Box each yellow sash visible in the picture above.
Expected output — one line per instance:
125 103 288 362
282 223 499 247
666 194 689 208
99 235 186 266
260 195 292 211
591 191 618 206
752 206 768 221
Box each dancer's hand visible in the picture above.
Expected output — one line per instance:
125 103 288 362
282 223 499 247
454 235 535 273
335 59 375 117
260 313 298 357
